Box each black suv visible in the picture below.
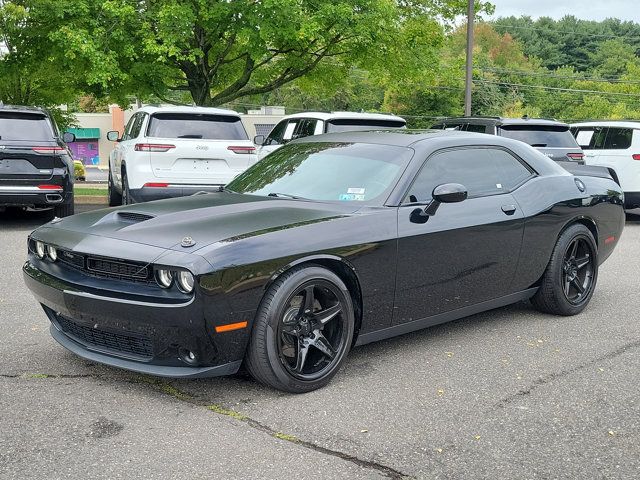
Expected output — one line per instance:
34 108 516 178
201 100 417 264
431 117 585 165
0 105 75 217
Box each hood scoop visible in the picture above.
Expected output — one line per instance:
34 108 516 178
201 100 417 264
117 211 156 223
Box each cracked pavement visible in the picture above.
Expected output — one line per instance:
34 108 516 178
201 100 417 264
1 206 639 479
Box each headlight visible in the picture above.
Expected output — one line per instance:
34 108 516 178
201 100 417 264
156 269 174 288
176 271 195 293
35 241 46 259
47 245 58 261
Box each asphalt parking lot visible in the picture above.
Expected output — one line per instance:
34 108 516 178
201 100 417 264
1 205 639 480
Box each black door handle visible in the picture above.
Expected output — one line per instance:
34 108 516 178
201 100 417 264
501 204 517 215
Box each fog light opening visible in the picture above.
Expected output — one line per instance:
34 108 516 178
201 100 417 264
179 348 198 365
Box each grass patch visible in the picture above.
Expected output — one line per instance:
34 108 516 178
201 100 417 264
23 373 51 379
206 404 248 420
273 432 299 443
74 187 107 196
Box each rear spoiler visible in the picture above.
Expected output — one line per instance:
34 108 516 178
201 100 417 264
557 161 620 186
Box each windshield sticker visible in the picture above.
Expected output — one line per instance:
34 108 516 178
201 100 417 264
347 187 365 194
339 193 366 201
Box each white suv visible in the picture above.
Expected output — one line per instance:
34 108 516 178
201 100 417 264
570 121 640 209
254 111 406 160
107 106 256 205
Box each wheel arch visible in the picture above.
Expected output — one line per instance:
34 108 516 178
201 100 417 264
561 215 599 247
265 255 364 345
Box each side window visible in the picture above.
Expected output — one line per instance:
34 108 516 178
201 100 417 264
122 114 137 141
282 120 298 143
406 148 532 202
293 119 317 139
573 127 608 149
444 123 464 131
130 113 146 139
603 128 633 150
466 123 487 134
430 123 445 130
265 120 288 146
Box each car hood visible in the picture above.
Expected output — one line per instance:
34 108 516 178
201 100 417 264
45 192 360 251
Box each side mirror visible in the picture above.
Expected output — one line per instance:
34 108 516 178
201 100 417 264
62 132 75 143
253 134 265 145
411 183 467 224
106 130 120 142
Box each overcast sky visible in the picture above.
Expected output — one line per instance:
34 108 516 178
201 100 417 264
487 0 640 23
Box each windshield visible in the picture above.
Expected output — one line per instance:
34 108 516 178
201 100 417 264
499 125 578 148
147 113 248 140
0 113 54 141
227 142 413 204
326 119 406 133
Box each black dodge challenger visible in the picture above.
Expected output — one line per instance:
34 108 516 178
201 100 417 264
23 131 625 393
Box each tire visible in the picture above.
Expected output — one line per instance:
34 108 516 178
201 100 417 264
245 266 355 393
532 224 598 316
53 194 74 218
121 169 132 205
108 170 122 206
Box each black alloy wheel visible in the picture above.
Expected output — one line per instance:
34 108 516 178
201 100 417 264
245 266 354 393
532 223 598 316
108 170 122 206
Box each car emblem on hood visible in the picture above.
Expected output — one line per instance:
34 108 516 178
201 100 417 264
181 236 196 247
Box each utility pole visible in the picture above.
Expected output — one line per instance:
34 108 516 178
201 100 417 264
464 0 475 116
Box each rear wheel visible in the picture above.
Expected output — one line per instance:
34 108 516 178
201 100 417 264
53 193 74 218
245 266 355 393
108 170 122 206
122 169 132 205
532 224 598 315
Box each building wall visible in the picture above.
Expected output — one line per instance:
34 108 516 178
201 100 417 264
71 107 282 167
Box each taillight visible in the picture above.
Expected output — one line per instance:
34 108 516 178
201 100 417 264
632 154 640 160
134 143 175 152
227 146 256 154
32 146 65 154
143 182 169 188
37 185 62 190
567 153 584 161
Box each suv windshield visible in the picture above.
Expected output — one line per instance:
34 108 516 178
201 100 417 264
147 113 248 140
499 125 578 148
227 142 413 203
0 112 54 141
326 119 406 133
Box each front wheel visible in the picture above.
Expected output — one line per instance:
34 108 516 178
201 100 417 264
532 224 598 316
108 170 122 206
245 266 355 393
121 169 133 205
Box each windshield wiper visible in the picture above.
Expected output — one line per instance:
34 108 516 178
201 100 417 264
268 192 305 199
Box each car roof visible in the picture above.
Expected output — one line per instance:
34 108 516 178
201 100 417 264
137 105 241 117
570 120 640 129
282 111 406 123
0 104 48 115
438 116 568 127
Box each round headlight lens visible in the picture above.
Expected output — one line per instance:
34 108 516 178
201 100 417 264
176 271 195 293
156 269 174 288
47 245 58 261
35 241 46 259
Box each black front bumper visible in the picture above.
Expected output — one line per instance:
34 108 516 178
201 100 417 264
129 185 223 203
23 261 243 378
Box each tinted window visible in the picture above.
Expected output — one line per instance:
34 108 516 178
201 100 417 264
265 120 288 145
406 148 532 202
147 113 247 140
499 125 579 148
122 114 137 141
227 142 413 203
325 119 406 133
603 128 633 150
0 112 54 141
571 126 607 150
466 123 488 133
130 113 146 139
293 119 317 139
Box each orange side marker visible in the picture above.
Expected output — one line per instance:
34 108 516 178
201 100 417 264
215 321 248 333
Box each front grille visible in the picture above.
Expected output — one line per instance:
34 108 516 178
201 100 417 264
56 315 154 358
117 211 155 223
87 257 150 279
58 249 84 269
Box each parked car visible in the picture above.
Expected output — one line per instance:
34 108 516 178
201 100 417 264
254 111 406 159
0 105 75 217
24 130 624 392
106 106 257 205
431 116 585 165
570 121 640 209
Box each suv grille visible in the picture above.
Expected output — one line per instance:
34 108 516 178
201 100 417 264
56 315 154 358
86 257 150 280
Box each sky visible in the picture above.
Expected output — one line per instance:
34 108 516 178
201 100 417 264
487 0 640 24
